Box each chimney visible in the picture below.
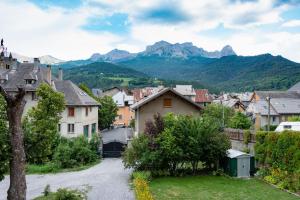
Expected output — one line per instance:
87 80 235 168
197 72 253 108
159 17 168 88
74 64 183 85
11 58 17 71
58 67 63 80
46 65 52 84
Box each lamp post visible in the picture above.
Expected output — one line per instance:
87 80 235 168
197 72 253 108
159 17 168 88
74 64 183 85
266 95 271 132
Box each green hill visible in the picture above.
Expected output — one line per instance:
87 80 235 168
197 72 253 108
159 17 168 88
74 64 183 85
119 54 300 92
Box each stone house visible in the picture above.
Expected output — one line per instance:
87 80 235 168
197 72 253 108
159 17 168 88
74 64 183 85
0 54 99 138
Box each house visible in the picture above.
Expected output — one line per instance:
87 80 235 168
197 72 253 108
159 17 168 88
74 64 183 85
100 87 121 98
132 86 164 102
247 89 300 130
112 90 134 126
54 80 99 138
0 52 99 138
195 89 212 106
174 85 196 101
223 99 246 112
131 88 202 135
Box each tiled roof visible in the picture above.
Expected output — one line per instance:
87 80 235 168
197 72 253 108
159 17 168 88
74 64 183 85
195 89 212 103
131 88 202 110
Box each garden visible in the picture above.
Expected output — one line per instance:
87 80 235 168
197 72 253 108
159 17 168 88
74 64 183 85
123 104 300 200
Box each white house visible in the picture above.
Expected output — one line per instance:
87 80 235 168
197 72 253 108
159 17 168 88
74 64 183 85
0 54 99 138
54 80 99 138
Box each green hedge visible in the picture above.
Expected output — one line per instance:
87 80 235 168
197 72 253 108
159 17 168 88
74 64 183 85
255 131 300 192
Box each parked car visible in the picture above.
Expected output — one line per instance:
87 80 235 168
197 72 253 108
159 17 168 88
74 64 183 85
275 122 300 132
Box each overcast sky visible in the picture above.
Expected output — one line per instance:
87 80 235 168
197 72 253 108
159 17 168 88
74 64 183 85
1 0 300 62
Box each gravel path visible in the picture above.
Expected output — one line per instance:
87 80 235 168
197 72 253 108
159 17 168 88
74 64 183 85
0 158 134 200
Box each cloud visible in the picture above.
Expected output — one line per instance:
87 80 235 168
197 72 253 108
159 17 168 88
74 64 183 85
282 19 300 27
1 0 300 63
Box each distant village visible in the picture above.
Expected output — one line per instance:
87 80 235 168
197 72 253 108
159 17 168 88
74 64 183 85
1 39 300 140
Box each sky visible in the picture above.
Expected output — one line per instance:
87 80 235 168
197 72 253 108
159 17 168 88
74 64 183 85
1 0 300 62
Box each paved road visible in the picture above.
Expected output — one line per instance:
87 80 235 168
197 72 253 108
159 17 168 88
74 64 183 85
0 159 134 200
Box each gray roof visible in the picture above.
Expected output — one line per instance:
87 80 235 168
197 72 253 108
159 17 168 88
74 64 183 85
54 80 99 106
248 100 278 115
271 98 300 114
288 82 300 92
131 88 202 110
255 91 300 99
0 63 50 91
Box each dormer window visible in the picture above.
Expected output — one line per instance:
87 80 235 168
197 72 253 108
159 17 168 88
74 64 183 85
25 79 36 84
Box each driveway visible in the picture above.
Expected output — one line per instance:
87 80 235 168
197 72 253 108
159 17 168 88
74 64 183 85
0 159 134 200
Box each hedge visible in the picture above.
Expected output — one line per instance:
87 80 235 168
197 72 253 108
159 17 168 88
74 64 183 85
255 131 300 192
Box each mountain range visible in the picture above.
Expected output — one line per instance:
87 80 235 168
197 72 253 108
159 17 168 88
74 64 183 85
11 53 65 65
12 41 300 92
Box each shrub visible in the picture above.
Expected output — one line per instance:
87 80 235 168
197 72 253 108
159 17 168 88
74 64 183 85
123 114 230 175
34 187 87 200
89 134 101 153
255 131 300 192
132 171 152 181
134 178 154 200
54 136 98 168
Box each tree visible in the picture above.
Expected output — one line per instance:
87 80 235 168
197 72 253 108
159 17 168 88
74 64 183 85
23 83 65 164
229 112 252 129
0 95 9 181
78 83 96 99
203 104 234 128
0 86 27 200
97 96 118 130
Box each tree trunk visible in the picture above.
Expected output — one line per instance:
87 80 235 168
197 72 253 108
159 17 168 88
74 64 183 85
0 87 27 200
7 98 26 200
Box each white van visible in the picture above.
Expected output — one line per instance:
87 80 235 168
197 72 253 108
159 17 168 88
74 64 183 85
275 122 300 132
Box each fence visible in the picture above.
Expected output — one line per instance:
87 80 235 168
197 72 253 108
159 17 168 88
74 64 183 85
224 128 256 143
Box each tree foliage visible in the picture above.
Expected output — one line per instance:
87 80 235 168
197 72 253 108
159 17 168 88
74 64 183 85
0 95 9 181
23 83 65 164
229 112 252 129
97 96 118 130
203 104 234 128
123 113 231 174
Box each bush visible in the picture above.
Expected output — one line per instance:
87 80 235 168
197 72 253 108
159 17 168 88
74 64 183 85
132 171 152 181
229 112 252 129
34 187 87 200
123 114 231 175
255 131 300 192
54 136 98 169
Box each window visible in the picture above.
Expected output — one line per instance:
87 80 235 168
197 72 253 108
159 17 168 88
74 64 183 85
163 98 172 108
32 92 37 100
272 116 276 123
92 123 96 135
58 124 61 132
68 107 75 117
90 106 92 112
119 115 123 120
5 64 9 69
68 124 75 133
84 125 89 138
25 79 36 84
284 125 292 129
85 107 89 116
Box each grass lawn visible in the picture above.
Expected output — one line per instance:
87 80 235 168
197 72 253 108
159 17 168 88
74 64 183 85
26 160 101 174
150 176 299 200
